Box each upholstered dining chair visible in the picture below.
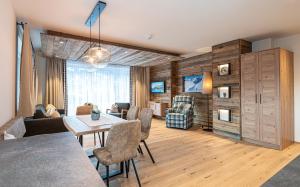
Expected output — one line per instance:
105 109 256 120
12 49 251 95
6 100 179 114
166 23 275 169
76 104 101 146
93 120 142 187
138 108 155 164
126 106 139 120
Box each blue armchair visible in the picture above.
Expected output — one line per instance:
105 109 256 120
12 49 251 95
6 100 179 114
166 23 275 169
166 95 194 129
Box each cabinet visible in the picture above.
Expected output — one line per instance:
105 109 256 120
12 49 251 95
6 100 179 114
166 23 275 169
149 101 168 117
241 48 294 150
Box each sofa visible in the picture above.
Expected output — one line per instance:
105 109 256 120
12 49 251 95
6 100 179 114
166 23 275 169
106 102 130 119
23 104 67 137
166 95 194 129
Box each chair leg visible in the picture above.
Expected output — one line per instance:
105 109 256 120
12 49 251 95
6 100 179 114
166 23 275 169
106 165 110 187
96 161 99 170
142 140 155 164
131 159 141 187
97 132 102 146
125 161 129 178
138 145 144 155
93 133 96 146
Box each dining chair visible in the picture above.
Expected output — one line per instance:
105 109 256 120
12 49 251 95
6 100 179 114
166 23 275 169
93 120 142 187
76 104 101 146
138 108 155 164
126 106 139 120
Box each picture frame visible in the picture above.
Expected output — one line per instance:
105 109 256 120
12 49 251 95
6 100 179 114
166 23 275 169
217 63 230 76
217 86 231 98
218 109 231 122
183 75 203 93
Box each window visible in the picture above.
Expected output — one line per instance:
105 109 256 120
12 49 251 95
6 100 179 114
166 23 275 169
16 24 24 112
67 61 130 116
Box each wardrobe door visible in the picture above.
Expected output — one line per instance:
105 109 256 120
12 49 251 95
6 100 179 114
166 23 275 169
241 53 259 140
258 49 280 145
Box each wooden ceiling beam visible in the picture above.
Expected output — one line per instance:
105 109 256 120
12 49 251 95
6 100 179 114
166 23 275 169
46 30 181 57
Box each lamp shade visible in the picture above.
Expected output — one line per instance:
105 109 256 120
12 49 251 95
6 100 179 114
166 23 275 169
202 71 212 94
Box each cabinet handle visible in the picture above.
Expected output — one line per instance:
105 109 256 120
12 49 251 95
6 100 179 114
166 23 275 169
260 94 262 104
255 94 258 103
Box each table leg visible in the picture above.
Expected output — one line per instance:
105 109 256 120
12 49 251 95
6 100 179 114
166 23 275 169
78 135 83 146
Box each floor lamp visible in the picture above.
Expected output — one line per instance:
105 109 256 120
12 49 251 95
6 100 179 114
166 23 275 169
202 71 212 131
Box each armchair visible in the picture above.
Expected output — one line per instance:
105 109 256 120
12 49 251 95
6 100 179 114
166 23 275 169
166 95 194 129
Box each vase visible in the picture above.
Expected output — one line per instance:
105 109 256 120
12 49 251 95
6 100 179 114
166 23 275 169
91 113 100 120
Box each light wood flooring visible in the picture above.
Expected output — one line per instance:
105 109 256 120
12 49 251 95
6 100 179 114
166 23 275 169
83 118 300 187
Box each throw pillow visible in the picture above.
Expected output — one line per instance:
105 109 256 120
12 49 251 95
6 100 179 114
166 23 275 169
175 103 185 113
4 131 16 140
46 104 56 116
111 104 119 113
50 111 61 118
46 104 56 112
6 117 26 138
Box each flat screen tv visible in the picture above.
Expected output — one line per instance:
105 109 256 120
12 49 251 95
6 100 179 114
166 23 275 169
151 81 165 93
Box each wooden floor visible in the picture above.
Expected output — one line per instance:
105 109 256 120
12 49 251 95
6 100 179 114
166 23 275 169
83 118 300 187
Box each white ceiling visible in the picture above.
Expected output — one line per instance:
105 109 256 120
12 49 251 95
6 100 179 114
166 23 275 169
11 0 300 55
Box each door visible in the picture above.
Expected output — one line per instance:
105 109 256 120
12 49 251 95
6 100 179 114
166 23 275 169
258 49 279 145
241 53 260 140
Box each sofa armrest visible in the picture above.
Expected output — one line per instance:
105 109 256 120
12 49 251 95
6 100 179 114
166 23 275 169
106 109 111 114
24 117 68 137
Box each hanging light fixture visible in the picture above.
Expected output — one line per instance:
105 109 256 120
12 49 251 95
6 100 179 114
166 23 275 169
82 2 110 66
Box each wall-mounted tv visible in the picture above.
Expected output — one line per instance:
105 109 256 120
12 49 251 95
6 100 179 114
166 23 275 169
151 81 165 93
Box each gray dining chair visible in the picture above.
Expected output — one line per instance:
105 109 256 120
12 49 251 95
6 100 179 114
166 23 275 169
138 108 155 164
126 106 139 120
93 120 142 187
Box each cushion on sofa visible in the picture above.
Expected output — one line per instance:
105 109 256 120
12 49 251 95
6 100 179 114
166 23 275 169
4 131 16 140
6 117 26 138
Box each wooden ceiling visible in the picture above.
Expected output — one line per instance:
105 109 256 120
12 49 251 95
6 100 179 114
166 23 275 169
41 31 181 67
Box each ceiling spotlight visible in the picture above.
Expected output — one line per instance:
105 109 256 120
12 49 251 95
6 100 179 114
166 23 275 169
59 40 64 44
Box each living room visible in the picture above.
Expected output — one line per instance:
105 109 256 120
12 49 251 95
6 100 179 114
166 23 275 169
1 0 300 186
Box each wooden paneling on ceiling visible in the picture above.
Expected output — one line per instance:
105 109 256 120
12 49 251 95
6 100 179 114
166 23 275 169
41 32 181 67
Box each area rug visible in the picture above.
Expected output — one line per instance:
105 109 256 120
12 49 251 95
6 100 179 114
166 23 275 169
262 155 300 187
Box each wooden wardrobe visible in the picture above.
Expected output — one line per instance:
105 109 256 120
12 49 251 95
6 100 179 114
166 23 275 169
241 48 294 150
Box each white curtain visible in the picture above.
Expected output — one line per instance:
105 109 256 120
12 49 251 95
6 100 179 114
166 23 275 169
67 61 130 116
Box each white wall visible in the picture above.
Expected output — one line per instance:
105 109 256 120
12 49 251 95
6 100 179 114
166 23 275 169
252 34 300 142
0 0 16 126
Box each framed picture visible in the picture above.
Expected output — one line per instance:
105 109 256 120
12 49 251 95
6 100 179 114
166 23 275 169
217 86 231 98
218 63 230 76
183 75 203 93
218 109 231 122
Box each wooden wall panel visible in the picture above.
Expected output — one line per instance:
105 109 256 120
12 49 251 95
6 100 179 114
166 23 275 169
150 53 213 126
212 39 252 139
150 62 173 107
176 53 213 126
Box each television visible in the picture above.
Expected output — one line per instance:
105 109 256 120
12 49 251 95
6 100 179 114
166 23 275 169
151 81 165 93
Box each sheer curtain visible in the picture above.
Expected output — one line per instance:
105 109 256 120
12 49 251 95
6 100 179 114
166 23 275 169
67 61 130 116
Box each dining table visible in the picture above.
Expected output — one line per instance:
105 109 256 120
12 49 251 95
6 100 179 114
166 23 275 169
63 113 126 146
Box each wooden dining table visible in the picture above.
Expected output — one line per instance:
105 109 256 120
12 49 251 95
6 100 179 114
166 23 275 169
63 113 126 146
